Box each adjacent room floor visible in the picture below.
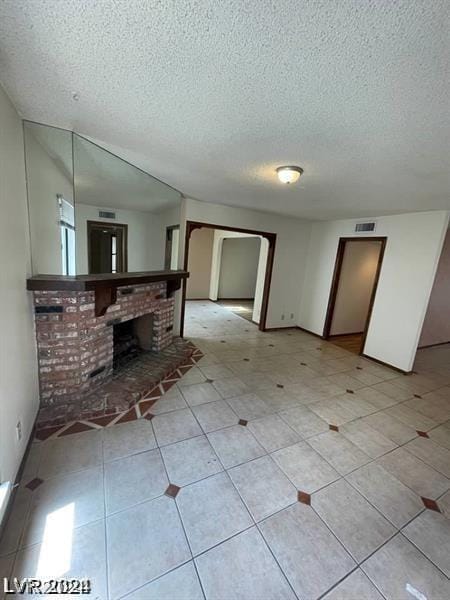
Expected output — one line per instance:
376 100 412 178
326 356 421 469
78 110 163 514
1 301 449 599
216 299 255 323
329 333 364 355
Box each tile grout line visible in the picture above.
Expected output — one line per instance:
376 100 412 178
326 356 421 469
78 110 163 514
5 308 450 598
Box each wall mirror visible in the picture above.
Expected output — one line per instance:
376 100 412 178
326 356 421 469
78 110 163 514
23 121 181 276
23 122 74 275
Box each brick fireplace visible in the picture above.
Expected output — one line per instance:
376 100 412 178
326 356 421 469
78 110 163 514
27 271 190 428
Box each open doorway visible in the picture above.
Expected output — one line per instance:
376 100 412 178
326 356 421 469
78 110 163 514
181 222 276 335
87 220 128 274
414 227 450 371
323 237 386 354
214 235 261 322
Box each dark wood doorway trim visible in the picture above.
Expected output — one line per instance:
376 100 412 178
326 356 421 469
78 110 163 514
87 220 128 274
180 221 277 336
323 236 387 354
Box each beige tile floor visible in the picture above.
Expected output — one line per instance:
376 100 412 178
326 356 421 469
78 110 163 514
1 300 450 599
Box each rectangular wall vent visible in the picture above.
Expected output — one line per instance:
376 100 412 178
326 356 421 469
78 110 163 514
99 210 116 219
355 221 376 233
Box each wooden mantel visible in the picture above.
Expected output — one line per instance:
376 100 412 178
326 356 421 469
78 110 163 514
27 270 189 317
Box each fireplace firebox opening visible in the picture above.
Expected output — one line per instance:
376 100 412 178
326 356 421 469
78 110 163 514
113 313 154 370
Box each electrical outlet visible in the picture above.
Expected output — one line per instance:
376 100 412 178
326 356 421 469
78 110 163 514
16 421 22 442
290 313 294 319
281 314 285 321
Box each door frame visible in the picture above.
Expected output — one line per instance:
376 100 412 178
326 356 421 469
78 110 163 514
323 236 387 354
180 221 277 336
87 220 128 274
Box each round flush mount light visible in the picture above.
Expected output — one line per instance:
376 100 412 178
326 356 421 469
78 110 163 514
276 165 304 184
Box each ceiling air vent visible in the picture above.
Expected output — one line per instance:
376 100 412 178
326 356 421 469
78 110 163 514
99 210 116 220
355 221 376 233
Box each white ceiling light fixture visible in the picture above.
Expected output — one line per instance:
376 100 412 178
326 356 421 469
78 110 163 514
276 165 304 184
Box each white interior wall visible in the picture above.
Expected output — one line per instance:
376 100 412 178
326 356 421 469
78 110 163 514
182 198 311 328
218 237 261 298
186 227 214 299
299 211 449 371
24 128 74 275
0 86 39 521
159 204 181 240
209 230 260 298
418 228 450 347
75 203 165 274
330 241 382 335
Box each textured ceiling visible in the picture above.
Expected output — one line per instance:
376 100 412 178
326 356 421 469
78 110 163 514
0 0 449 220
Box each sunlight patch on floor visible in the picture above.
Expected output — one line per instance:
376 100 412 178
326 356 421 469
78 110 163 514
37 502 74 577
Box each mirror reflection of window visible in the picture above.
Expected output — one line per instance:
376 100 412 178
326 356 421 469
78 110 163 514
23 122 74 275
170 228 179 269
58 195 76 275
111 234 117 273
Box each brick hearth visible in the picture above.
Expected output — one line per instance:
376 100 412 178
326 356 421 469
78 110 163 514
34 344 204 440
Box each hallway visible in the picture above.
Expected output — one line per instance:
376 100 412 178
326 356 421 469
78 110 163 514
1 301 449 599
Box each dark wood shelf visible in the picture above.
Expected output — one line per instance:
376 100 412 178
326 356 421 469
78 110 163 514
27 270 189 316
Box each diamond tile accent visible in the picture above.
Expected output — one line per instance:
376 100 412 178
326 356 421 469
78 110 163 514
162 380 176 392
116 407 138 424
138 399 157 415
346 389 354 394
165 484 181 498
25 477 44 491
89 414 118 427
144 413 155 421
276 384 284 389
238 419 248 426
417 430 429 438
329 424 339 432
297 490 311 505
145 386 162 399
34 426 62 441
59 421 96 436
414 394 423 398
421 497 441 512
165 371 181 382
